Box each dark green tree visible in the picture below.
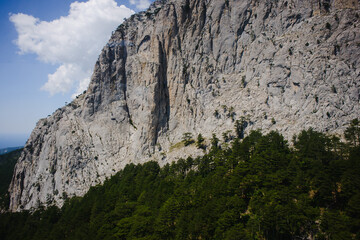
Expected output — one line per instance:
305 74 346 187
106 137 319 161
211 133 220 149
196 133 206 150
234 117 247 139
345 118 360 147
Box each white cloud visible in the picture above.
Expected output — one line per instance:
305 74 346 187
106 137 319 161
129 0 151 10
10 0 134 97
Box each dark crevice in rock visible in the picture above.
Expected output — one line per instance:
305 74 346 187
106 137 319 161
18 170 25 202
321 0 331 12
181 0 192 23
152 40 170 146
169 4 179 38
237 9 252 37
137 35 151 53
218 3 226 25
119 43 131 124
199 1 207 33
263 2 272 21
286 13 303 28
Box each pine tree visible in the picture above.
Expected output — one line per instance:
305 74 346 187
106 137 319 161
196 133 206 150
345 119 360 147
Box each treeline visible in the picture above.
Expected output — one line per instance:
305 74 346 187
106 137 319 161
0 121 360 240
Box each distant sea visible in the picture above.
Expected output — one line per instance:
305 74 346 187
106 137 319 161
0 133 28 149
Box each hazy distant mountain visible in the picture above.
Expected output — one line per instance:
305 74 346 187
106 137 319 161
0 147 23 156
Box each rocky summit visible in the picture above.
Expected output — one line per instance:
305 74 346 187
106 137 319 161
9 0 360 211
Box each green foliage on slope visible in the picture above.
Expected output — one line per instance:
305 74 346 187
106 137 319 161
1 127 360 240
0 149 22 209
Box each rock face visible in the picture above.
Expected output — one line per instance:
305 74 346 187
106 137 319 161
9 0 360 211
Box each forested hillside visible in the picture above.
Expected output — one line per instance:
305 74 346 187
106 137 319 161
0 149 22 210
1 121 360 239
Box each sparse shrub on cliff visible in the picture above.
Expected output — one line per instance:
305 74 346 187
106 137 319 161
182 132 195 146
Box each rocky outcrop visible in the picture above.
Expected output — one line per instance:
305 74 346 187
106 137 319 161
9 0 360 211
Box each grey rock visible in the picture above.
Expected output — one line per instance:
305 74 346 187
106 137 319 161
9 0 360 211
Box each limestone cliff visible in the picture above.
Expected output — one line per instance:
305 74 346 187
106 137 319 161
9 0 360 211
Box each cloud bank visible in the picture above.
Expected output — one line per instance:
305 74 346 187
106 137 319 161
10 0 135 97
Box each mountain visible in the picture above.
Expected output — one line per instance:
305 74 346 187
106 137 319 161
0 147 23 156
9 0 360 211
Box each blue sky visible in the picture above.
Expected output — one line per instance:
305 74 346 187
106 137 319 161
0 0 154 148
